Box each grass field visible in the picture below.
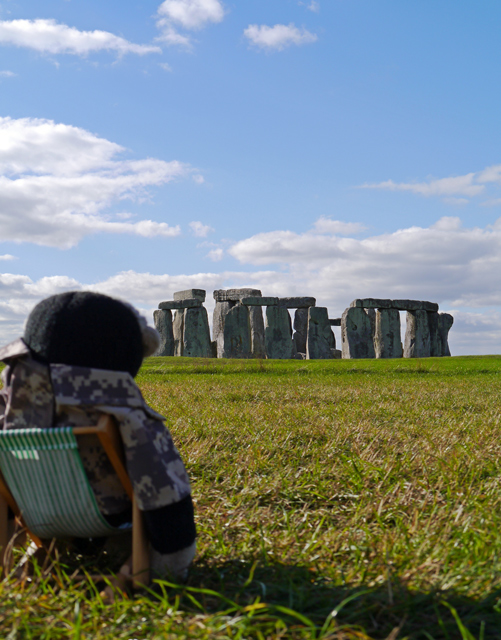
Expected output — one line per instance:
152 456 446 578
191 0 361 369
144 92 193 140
1 355 501 639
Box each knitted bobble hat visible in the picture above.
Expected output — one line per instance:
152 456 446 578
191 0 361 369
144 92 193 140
24 291 159 377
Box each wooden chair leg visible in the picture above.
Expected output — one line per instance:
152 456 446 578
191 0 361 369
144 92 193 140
0 493 9 575
132 497 149 588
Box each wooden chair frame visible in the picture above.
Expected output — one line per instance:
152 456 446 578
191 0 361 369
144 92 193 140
0 414 149 589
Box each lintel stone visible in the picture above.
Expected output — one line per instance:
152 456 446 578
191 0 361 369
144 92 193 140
173 289 206 302
329 318 341 326
159 298 201 310
213 288 261 302
240 296 278 306
277 297 316 308
350 298 393 309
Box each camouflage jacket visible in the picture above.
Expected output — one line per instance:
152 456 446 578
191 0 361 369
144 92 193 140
0 338 191 514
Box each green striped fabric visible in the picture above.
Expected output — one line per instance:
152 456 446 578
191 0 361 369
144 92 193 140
0 428 126 538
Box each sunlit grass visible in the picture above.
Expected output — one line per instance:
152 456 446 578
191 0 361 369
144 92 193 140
1 355 501 638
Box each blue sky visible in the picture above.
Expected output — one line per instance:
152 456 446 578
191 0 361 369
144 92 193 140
1 0 501 354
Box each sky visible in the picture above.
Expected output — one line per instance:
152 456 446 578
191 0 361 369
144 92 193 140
1 0 501 355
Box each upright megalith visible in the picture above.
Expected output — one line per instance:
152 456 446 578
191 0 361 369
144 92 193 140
222 303 252 358
159 289 212 358
172 309 184 357
306 307 336 359
293 308 308 355
374 309 402 359
438 313 454 357
213 301 233 358
183 307 212 358
404 310 431 358
428 312 440 357
213 289 262 358
341 307 375 359
265 306 297 359
153 309 174 356
248 306 266 359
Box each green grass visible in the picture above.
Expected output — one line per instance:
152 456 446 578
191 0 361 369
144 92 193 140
1 355 501 638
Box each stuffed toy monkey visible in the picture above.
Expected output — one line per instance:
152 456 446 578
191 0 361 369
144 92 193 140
0 291 196 581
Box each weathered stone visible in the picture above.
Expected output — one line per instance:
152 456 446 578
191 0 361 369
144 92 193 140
438 313 454 357
211 341 217 358
307 307 336 359
331 349 342 359
422 301 439 313
365 308 376 338
172 309 184 357
183 307 212 358
277 297 316 309
374 308 402 359
153 309 174 356
248 305 266 358
341 307 376 359
222 303 252 358
329 318 341 326
240 296 278 306
159 298 201 310
213 288 261 302
392 300 424 311
350 298 393 309
173 289 206 302
403 310 431 357
265 306 297 359
292 308 308 354
428 312 441 357
213 301 233 358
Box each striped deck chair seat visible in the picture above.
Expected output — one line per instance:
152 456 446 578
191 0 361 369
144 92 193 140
0 427 127 539
0 415 149 588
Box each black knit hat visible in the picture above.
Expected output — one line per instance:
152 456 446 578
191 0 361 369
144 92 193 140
24 291 144 377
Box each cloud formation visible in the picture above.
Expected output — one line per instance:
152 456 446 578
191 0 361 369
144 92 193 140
0 117 196 248
189 221 214 237
360 164 501 203
0 70 15 77
0 19 160 56
156 0 224 47
244 23 317 51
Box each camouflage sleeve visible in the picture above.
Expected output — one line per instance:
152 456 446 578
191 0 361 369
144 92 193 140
51 364 191 512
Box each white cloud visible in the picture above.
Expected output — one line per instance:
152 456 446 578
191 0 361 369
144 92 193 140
0 19 161 56
244 23 317 51
0 70 15 77
156 0 224 47
0 254 15 261
307 1 320 12
359 163 501 202
312 217 366 235
0 117 197 248
159 62 173 72
227 216 501 311
189 220 213 237
207 248 223 261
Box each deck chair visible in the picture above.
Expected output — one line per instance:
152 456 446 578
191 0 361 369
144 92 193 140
0 414 149 588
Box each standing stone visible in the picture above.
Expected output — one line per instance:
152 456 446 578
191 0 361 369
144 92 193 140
172 309 184 357
293 308 308 355
183 307 212 358
374 309 402 359
153 309 174 356
428 312 441 357
404 310 431 358
222 303 252 358
265 306 297 359
248 306 266 358
438 313 454 357
306 307 336 359
213 301 233 357
341 307 376 359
